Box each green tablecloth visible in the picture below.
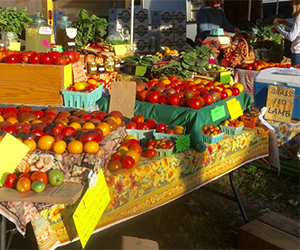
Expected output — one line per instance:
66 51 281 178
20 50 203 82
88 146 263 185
98 92 252 149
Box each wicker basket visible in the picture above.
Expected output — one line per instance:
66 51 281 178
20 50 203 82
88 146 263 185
232 37 255 64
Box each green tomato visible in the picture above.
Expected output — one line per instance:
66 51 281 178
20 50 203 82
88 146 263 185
31 180 46 193
48 169 64 186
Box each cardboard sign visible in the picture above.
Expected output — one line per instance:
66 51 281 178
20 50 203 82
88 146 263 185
226 98 243 120
265 85 294 123
122 236 159 250
72 61 87 84
73 170 110 249
0 133 29 182
109 81 136 119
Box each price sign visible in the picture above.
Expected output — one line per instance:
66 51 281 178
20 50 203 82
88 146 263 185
114 45 127 56
210 105 226 122
135 66 147 76
226 98 243 120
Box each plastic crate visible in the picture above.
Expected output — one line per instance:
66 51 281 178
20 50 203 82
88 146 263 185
200 132 224 143
155 146 174 157
153 125 186 142
62 84 104 109
241 115 258 128
219 125 244 135
125 129 155 147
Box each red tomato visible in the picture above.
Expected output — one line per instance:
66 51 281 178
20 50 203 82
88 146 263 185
61 126 76 137
4 173 17 188
54 55 67 65
126 122 137 129
64 51 76 63
203 94 213 105
247 65 253 70
129 144 143 155
86 85 96 92
50 51 62 60
30 53 40 64
40 53 54 65
166 141 174 149
231 87 240 96
156 123 167 132
19 172 31 179
30 171 48 185
52 127 62 135
122 155 135 169
137 122 150 130
16 177 31 193
145 149 157 158
187 97 202 110
71 50 80 61
252 62 258 67
5 54 21 63
3 125 17 134
146 91 161 104
134 115 144 124
167 94 180 106
31 128 45 137
67 86 76 91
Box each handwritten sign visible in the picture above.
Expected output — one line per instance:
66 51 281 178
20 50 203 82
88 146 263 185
72 61 87 84
73 170 110 249
265 85 294 123
210 105 226 122
226 98 243 120
63 64 73 88
0 133 29 182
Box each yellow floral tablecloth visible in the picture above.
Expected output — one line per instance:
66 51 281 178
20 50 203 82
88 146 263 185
0 127 269 250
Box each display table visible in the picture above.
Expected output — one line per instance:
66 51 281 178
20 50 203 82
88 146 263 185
0 127 269 250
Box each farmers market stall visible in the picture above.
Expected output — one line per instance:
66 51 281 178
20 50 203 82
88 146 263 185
0 125 269 250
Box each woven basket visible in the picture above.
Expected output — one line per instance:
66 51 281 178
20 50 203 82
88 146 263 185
232 37 255 64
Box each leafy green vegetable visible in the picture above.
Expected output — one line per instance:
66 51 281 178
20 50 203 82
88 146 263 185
0 7 32 36
123 53 159 66
74 8 108 51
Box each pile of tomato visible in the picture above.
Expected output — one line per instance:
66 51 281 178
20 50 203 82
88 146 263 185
0 48 80 65
239 60 300 71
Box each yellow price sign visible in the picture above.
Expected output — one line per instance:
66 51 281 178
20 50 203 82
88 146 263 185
114 45 127 56
226 98 243 120
73 170 110 248
63 64 73 89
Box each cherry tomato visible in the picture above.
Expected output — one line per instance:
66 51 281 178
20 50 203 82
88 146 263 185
107 160 123 172
145 149 157 158
122 155 135 169
128 144 143 155
30 53 40 64
83 141 99 154
16 177 31 193
53 140 67 154
67 140 83 154
4 173 17 188
38 135 55 150
30 171 48 185
247 65 253 70
156 123 167 132
40 53 54 65
5 54 21 63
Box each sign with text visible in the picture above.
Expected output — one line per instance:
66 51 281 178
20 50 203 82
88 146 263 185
265 85 294 123
63 64 73 89
226 98 243 120
72 61 87 84
73 170 110 249
210 105 226 122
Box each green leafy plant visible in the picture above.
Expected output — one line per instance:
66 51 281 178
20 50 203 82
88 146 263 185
74 9 108 51
0 7 32 36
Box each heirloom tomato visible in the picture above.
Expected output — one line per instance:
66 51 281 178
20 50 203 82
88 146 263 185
30 171 48 185
4 173 17 188
16 177 31 193
122 156 135 169
145 149 157 158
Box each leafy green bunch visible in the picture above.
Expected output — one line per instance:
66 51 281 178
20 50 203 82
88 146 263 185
0 7 32 36
74 9 108 51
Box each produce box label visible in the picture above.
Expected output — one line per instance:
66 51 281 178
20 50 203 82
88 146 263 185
73 170 110 249
226 98 243 120
265 85 294 123
63 64 73 88
0 133 29 183
210 105 226 122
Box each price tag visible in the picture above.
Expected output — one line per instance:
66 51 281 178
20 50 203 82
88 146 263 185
9 42 21 51
226 98 243 120
135 65 147 76
63 64 73 89
210 105 226 122
175 134 191 153
0 133 29 183
114 45 127 56
72 61 87 84
73 169 110 249
220 71 231 84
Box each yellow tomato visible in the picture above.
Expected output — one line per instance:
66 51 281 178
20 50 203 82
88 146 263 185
233 83 244 93
84 141 99 154
53 140 67 154
69 122 82 130
23 139 37 151
82 122 95 130
74 81 86 91
0 115 4 122
173 125 185 135
67 140 83 154
38 135 55 150
124 135 136 142
96 122 110 137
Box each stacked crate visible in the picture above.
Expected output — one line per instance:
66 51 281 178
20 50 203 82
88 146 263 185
109 8 150 53
173 11 187 50
151 10 174 51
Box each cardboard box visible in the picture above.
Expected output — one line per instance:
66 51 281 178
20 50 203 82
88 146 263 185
0 63 72 106
122 236 159 250
239 211 300 249
0 182 84 204
254 67 300 120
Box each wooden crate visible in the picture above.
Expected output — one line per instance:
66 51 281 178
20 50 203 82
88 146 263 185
0 63 72 106
239 211 300 249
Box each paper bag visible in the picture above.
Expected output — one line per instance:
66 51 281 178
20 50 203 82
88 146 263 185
109 81 136 119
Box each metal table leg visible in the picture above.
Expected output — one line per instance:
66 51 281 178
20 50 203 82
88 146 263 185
1 215 6 250
202 171 249 224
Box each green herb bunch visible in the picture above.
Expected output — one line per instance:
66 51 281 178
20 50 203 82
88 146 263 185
0 7 32 36
123 53 159 66
74 9 108 51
